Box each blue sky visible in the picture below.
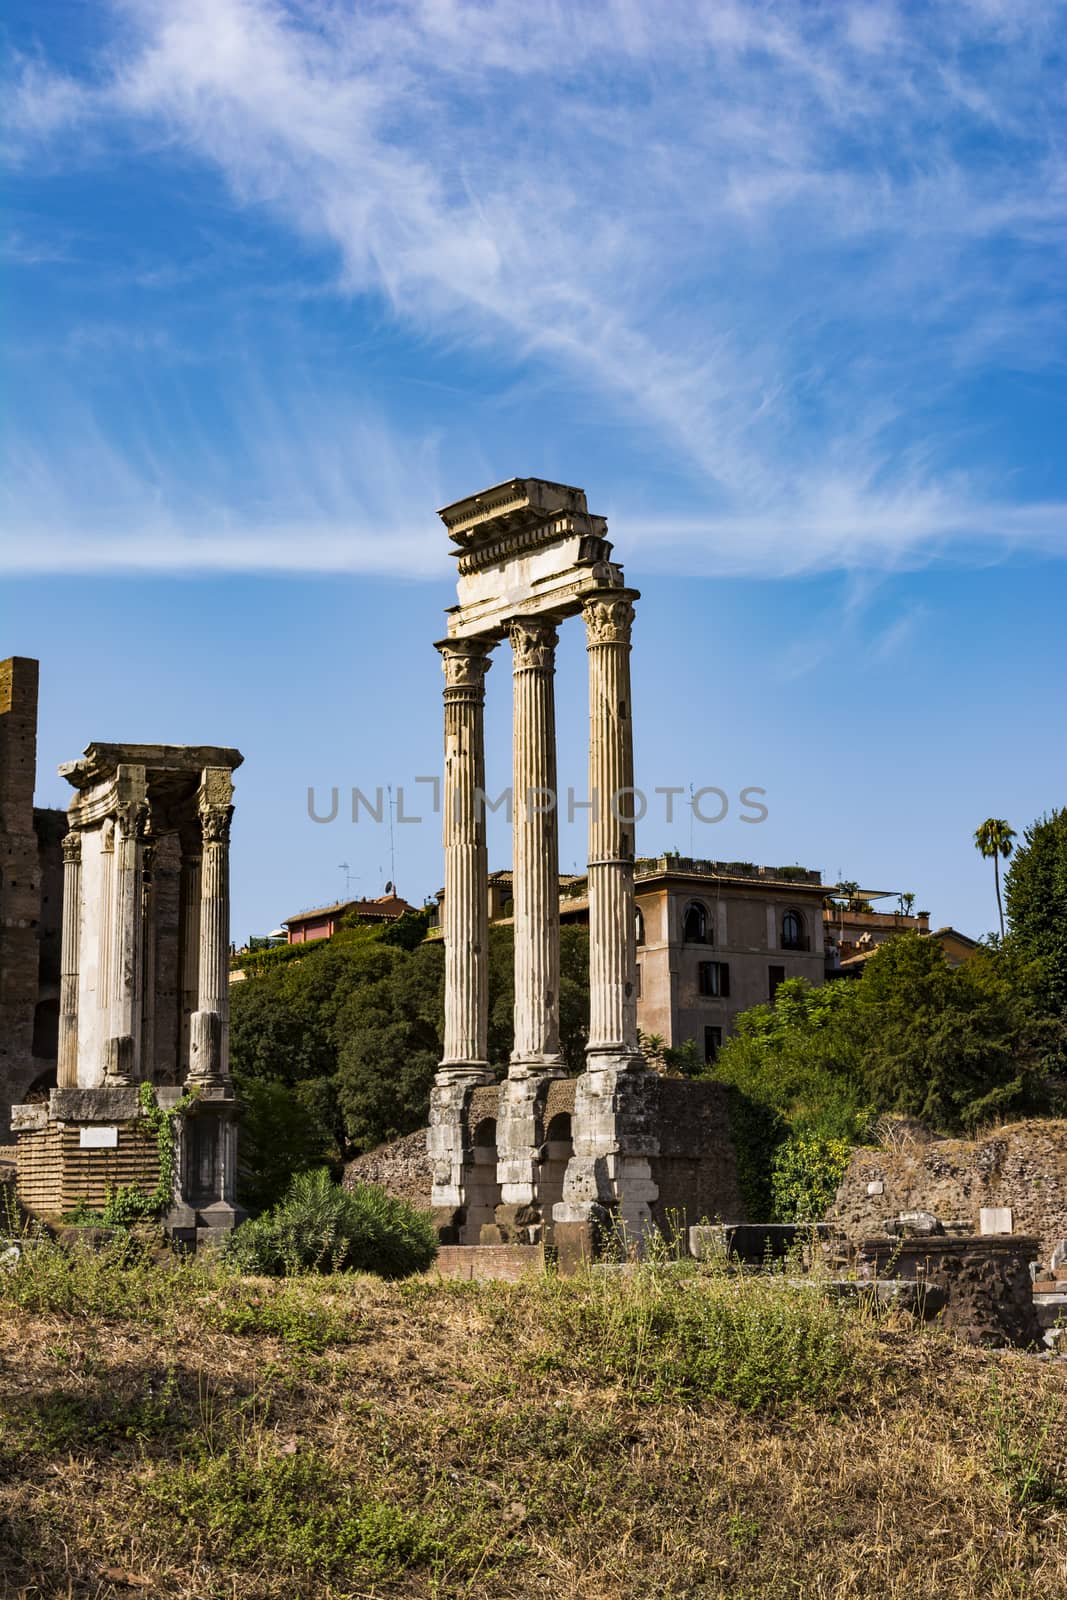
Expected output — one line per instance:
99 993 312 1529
2 0 1065 942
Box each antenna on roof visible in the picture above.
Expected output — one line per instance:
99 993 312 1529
338 862 357 897
387 784 397 895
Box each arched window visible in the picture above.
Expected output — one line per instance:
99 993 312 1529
781 910 804 950
682 902 709 944
635 907 645 946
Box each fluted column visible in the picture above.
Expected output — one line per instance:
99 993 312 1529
56 830 82 1088
188 768 234 1088
104 770 148 1086
140 833 157 1082
510 616 564 1076
178 825 201 1075
434 637 495 1083
584 592 641 1063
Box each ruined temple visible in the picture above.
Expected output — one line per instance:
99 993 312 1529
1 660 246 1241
427 480 743 1260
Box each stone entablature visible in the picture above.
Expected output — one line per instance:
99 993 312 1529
439 478 627 641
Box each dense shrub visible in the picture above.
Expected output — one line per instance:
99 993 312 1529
225 1169 437 1278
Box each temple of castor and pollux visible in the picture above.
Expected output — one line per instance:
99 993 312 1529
1 478 741 1259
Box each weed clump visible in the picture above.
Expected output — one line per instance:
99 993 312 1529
534 1266 863 1408
224 1168 437 1278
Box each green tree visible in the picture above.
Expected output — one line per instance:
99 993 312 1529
1004 808 1067 1029
974 818 1016 939
848 934 1048 1130
334 940 446 1150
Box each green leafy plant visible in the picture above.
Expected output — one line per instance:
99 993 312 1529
770 1133 852 1221
224 1168 437 1278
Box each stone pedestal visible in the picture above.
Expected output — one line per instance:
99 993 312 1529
428 1077 476 1230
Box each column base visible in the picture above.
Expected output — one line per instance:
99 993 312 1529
508 1054 567 1079
434 1061 495 1089
102 1035 136 1088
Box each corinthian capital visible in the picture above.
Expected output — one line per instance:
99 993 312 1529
436 637 495 691
62 831 82 866
583 593 636 647
114 799 150 840
200 805 233 846
509 615 558 672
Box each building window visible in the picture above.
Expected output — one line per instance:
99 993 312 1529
634 962 642 998
769 964 786 1000
698 960 730 997
635 907 645 946
704 1026 723 1063
781 910 806 950
682 901 709 944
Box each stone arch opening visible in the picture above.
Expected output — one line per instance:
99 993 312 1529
460 1116 502 1244
538 1111 573 1244
32 998 59 1060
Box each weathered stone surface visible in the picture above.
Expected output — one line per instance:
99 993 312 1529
830 1120 1067 1262
344 1130 432 1207
431 1243 543 1282
858 1235 1041 1348
49 1085 142 1123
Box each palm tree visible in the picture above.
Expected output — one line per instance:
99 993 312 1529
974 819 1016 938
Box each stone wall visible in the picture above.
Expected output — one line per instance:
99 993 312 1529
830 1120 1067 1262
649 1077 745 1234
344 1131 433 1208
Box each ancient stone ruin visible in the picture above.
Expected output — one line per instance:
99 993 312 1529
11 741 244 1244
427 478 742 1261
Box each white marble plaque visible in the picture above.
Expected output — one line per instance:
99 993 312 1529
79 1126 118 1149
979 1206 1013 1235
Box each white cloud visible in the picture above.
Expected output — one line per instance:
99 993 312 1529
2 0 1065 577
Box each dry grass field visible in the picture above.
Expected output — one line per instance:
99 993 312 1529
2 1240 1067 1599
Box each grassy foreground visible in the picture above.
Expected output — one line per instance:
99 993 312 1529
2 1243 1067 1599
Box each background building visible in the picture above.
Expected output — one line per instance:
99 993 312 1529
283 889 416 944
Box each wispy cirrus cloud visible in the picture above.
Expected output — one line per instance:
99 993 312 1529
2 0 1065 577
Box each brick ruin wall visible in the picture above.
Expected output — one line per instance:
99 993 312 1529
830 1119 1067 1263
0 658 65 1142
14 1120 161 1218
